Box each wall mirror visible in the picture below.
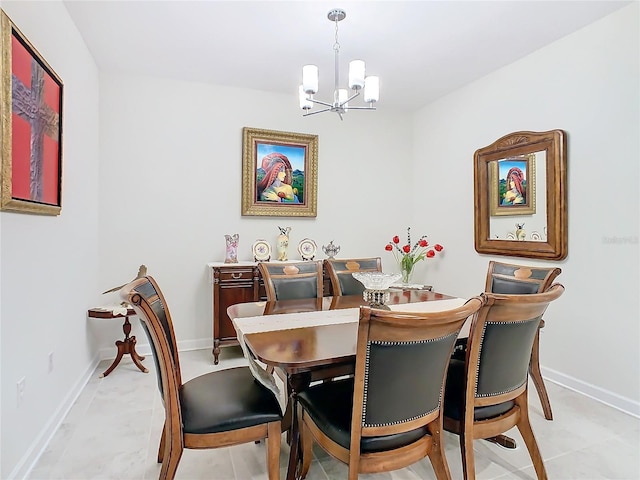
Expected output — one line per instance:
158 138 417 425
474 130 567 260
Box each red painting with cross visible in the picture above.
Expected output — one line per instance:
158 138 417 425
11 34 61 205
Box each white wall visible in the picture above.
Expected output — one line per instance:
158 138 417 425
411 3 639 411
96 73 414 351
0 1 101 478
1 1 638 477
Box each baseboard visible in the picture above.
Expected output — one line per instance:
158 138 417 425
542 365 640 418
9 352 102 480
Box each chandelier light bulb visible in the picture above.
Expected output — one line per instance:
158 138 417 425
302 65 319 94
364 76 380 103
298 85 313 110
348 60 365 90
338 89 349 110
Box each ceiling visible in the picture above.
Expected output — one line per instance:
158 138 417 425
63 0 630 113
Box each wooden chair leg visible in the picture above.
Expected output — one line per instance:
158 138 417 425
299 412 313 479
266 422 281 480
157 423 166 463
459 428 476 480
159 439 183 480
427 422 453 480
529 327 553 420
515 395 548 480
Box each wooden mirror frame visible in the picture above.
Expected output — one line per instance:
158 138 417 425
474 130 567 260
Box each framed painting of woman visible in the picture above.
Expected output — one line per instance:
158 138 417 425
241 127 318 217
489 153 536 216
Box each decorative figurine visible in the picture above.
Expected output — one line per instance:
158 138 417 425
224 234 239 263
276 226 291 261
322 240 340 259
515 223 526 241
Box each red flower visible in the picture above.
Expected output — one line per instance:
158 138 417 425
426 250 435 258
392 236 400 244
385 244 393 251
418 239 428 247
402 245 411 253
434 244 443 252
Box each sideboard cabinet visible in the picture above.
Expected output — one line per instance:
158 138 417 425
208 262 332 364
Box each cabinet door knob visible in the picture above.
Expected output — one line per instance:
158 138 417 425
231 272 242 279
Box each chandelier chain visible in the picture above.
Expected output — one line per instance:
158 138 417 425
333 18 340 52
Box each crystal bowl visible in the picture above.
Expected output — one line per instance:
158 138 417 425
352 272 402 291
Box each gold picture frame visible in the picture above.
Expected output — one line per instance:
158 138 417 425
488 153 536 216
1 10 63 215
241 127 318 217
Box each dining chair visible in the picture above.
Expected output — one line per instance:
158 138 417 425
324 257 382 296
485 260 562 421
120 276 282 480
443 284 565 480
297 298 484 480
258 260 323 301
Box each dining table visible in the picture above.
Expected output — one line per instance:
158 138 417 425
228 288 473 480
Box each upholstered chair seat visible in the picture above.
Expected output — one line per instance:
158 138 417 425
180 367 282 435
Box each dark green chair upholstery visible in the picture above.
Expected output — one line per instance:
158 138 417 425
258 260 323 301
324 257 382 296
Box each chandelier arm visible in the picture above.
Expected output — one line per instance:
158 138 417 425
341 106 377 111
303 107 333 117
339 90 360 107
308 98 334 108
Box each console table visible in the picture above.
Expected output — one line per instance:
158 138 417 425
207 261 333 364
88 307 148 377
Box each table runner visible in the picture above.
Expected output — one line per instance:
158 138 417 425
232 297 468 409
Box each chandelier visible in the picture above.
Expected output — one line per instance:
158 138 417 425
298 9 379 120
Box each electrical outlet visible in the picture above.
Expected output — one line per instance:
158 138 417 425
17 377 25 407
48 352 54 373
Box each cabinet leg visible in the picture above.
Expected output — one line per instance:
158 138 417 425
213 339 220 365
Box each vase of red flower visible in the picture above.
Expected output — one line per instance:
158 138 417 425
385 227 444 284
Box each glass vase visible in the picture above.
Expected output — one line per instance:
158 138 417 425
400 264 414 284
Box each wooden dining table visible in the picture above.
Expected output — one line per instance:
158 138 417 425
227 289 470 480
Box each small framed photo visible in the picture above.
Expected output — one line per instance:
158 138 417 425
1 11 63 215
241 127 318 217
489 153 536 216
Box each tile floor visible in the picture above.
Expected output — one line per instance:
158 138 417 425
27 347 639 480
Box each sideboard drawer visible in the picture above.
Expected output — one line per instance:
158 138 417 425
218 268 255 283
